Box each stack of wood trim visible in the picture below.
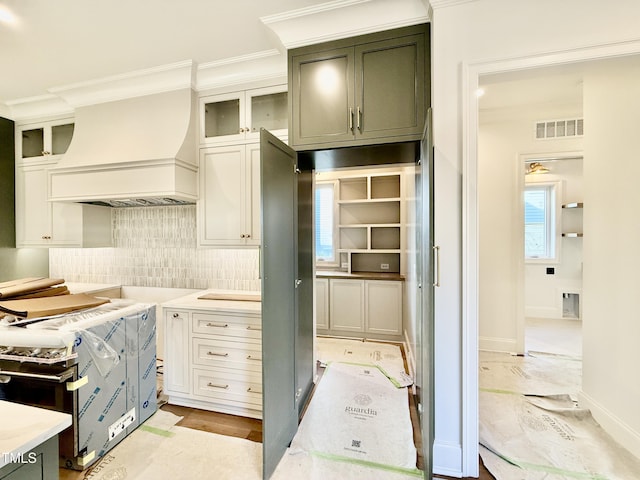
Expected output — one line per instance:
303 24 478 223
0 277 110 319
0 277 69 300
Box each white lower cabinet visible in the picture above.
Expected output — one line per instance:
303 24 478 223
329 279 365 332
164 307 263 419
318 277 403 339
315 278 329 330
365 280 403 335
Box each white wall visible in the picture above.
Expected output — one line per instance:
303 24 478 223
478 107 583 352
430 0 640 475
579 56 640 457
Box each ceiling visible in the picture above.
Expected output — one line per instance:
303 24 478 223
0 0 327 103
0 0 430 119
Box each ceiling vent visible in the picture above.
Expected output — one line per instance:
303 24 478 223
535 118 583 140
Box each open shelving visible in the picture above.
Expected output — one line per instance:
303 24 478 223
562 201 584 238
337 173 403 273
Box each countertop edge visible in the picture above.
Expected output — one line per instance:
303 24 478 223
315 271 405 281
0 401 72 469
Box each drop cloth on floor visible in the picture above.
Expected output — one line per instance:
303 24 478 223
479 351 640 480
480 350 581 397
289 362 420 475
316 337 413 387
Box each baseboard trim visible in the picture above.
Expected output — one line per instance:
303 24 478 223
478 335 518 353
578 390 640 459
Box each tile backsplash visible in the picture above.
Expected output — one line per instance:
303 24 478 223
49 205 260 290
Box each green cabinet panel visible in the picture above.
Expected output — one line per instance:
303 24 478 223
289 24 429 150
0 117 15 247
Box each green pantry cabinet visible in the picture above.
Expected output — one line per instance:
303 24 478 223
288 24 428 150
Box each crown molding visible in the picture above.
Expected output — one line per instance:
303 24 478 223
195 50 287 92
429 0 477 9
48 60 195 108
5 94 74 122
262 0 429 50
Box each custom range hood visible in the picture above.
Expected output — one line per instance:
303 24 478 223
48 87 198 207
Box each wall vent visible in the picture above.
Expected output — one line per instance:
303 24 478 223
535 118 583 140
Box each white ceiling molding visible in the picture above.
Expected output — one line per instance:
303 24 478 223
196 50 287 92
48 60 195 108
429 0 477 9
261 0 429 50
5 94 74 123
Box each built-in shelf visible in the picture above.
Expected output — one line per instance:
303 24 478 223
562 202 583 237
336 172 403 274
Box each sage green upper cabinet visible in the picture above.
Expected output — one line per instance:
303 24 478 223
199 85 288 145
289 24 429 150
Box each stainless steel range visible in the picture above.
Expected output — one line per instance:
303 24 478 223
0 300 157 470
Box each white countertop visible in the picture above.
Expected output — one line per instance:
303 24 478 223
162 289 261 315
0 401 71 468
63 282 121 295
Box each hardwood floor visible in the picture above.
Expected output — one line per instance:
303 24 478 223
160 403 263 443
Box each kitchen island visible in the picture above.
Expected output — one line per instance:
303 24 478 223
0 401 71 480
162 290 263 419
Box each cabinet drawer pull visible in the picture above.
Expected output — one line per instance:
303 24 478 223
246 326 261 331
207 382 229 389
247 387 262 394
207 351 229 357
206 323 229 328
246 355 261 361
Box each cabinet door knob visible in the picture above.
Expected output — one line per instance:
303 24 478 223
172 313 180 318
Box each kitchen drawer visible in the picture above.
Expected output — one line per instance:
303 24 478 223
192 367 262 410
192 337 262 372
192 312 261 341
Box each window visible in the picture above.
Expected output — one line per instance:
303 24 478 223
524 183 557 260
315 182 337 263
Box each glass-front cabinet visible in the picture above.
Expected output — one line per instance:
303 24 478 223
18 118 75 159
199 85 288 145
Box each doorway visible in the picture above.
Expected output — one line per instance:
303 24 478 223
522 154 584 359
300 140 432 478
466 46 640 475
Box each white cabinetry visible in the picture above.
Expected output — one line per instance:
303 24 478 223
163 298 263 419
17 118 74 160
329 279 365 332
315 278 329 330
198 144 260 246
318 277 403 339
199 85 288 145
15 157 112 247
365 280 403 335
